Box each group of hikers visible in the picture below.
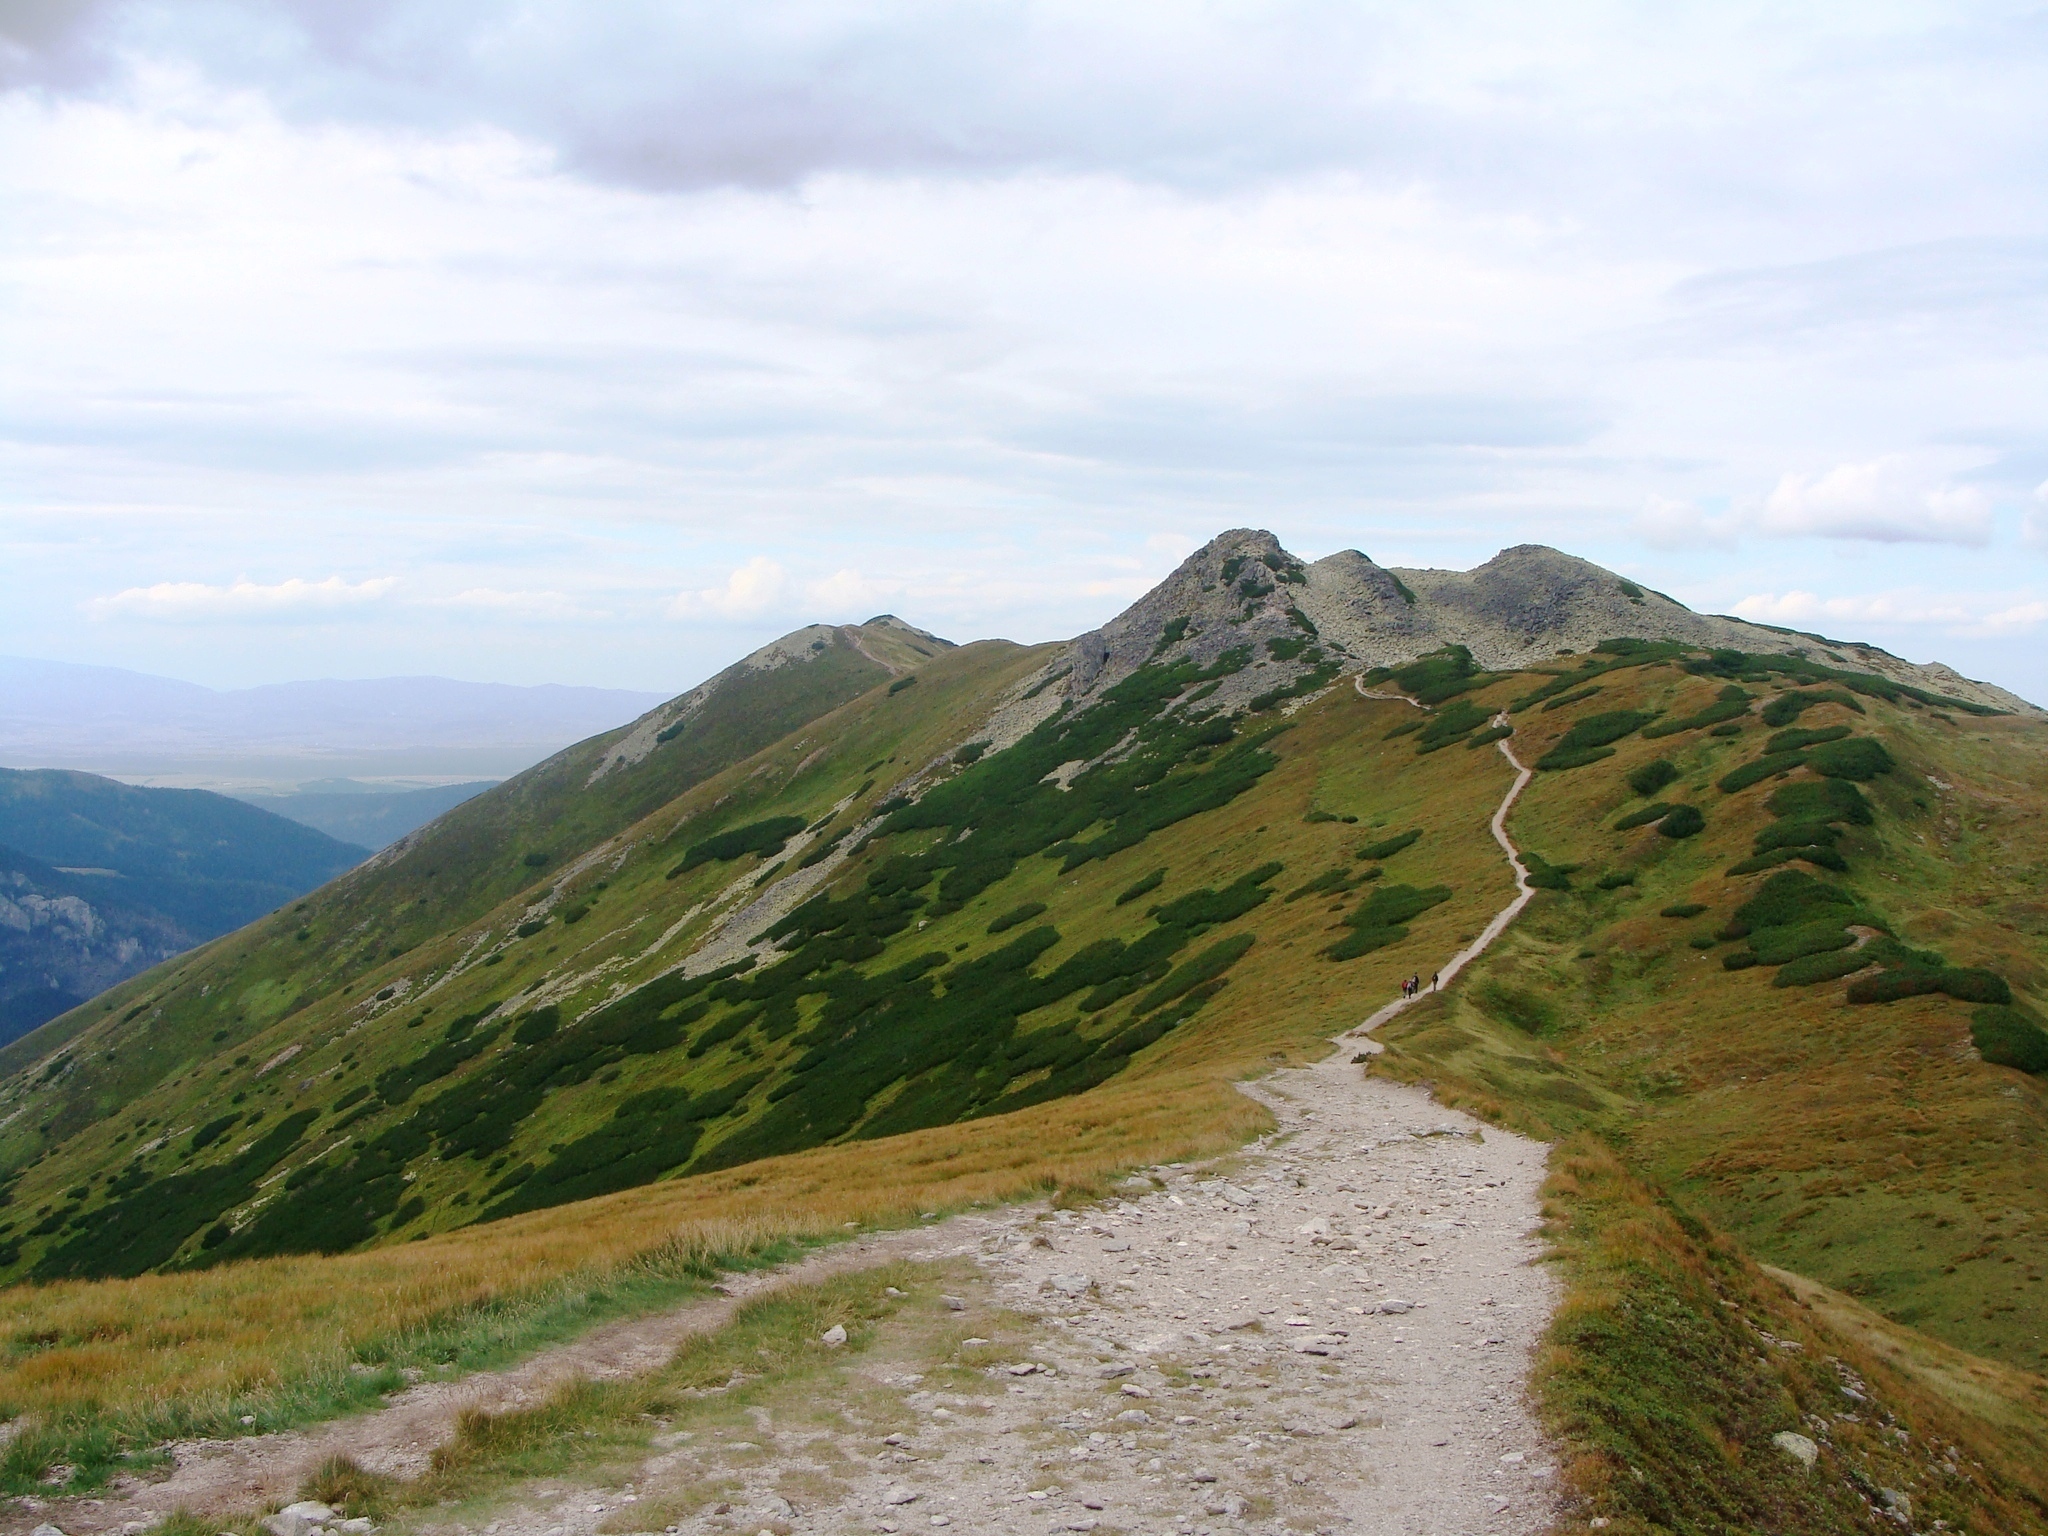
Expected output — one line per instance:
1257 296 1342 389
1399 972 1438 999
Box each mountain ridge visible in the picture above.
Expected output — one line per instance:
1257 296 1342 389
1054 530 2034 715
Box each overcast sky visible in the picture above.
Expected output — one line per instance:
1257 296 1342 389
3 2 2045 702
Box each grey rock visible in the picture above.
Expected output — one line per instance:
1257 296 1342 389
334 1521 376 1535
31 1524 65 1536
820 1323 848 1346
881 1486 919 1506
940 1294 967 1311
1046 1273 1094 1297
1771 1431 1818 1469
1376 1299 1415 1315
1879 1488 1912 1522
1098 1363 1136 1378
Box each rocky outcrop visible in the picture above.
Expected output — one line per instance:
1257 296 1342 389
1031 531 2035 716
0 850 191 1047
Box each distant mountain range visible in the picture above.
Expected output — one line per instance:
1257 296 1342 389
0 657 668 786
232 780 499 851
0 769 365 1044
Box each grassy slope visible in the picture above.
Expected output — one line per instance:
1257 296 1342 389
0 638 2044 1531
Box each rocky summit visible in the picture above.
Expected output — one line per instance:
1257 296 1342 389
1059 529 2032 714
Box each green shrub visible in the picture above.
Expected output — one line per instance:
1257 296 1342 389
1771 950 1874 988
1724 869 1861 936
514 917 547 938
1707 721 1745 737
1844 968 2005 1006
1324 883 1453 961
1536 745 1618 772
1285 867 1358 902
1133 932 1257 1013
1356 828 1422 861
677 815 809 872
1722 952 1758 970
1808 737 1895 781
1464 725 1514 749
1522 852 1575 890
953 741 989 765
1615 801 1676 831
1383 716 1425 739
1746 920 1854 966
1687 933 1718 949
1938 969 2012 1005
1765 725 1850 754
1764 778 1873 825
1715 750 1809 793
1970 1006 2048 1073
1416 698 1493 752
1627 759 1680 797
986 901 1048 934
1540 685 1603 713
1760 687 1863 727
1660 903 1707 918
1641 691 1751 738
887 675 919 695
1114 870 1166 905
1752 820 1841 853
1726 847 1848 875
1389 646 1480 705
1537 710 1661 771
1596 871 1635 890
1657 805 1705 839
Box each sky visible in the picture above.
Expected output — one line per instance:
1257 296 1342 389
2 2 2046 703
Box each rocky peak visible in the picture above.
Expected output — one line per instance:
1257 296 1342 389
1036 531 2036 717
1063 529 1334 705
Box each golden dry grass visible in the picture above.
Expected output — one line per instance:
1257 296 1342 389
0 1070 1263 1432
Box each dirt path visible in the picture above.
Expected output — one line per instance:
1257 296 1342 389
6 1229 968 1536
16 695 1561 1536
1350 711 1535 1045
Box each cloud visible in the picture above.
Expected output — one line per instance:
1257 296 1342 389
439 588 608 621
803 568 898 615
2026 479 2048 550
1732 589 2047 637
665 557 788 620
1756 457 1993 546
84 575 398 622
1634 494 1740 550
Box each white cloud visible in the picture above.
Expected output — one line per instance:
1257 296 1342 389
666 557 789 620
1634 494 1740 550
2025 479 2048 550
803 569 898 615
84 575 398 622
1732 588 2047 636
440 588 607 621
1756 457 1993 546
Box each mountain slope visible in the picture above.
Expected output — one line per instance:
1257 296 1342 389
0 532 2042 1530
0 536 2039 1357
0 845 193 1046
0 768 367 936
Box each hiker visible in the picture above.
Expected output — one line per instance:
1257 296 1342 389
1432 971 1440 992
